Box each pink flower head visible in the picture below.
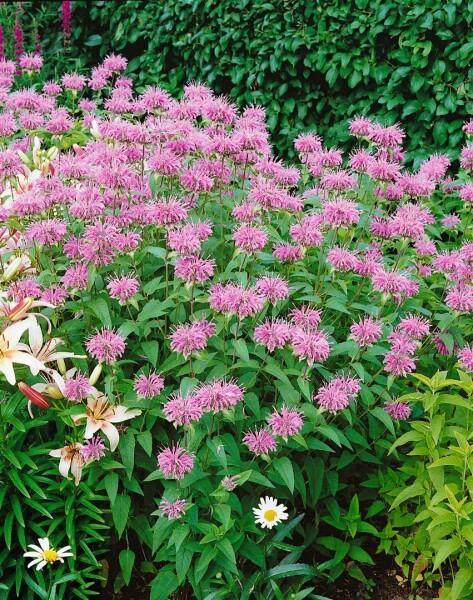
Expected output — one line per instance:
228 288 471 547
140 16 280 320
170 317 215 357
397 314 430 340
86 328 126 364
445 286 473 312
195 379 244 412
64 373 91 402
372 269 418 299
460 146 473 170
267 406 303 440
383 351 417 377
221 475 240 491
19 53 43 73
289 213 324 247
62 72 86 91
384 399 411 421
255 276 289 305
460 184 473 204
327 247 358 272
80 435 106 461
289 305 321 329
349 116 373 137
368 122 404 148
315 375 360 413
107 275 139 304
458 345 473 372
441 214 461 228
320 170 357 191
159 498 188 519
163 391 204 426
254 319 292 352
134 372 165 399
273 243 303 262
174 255 215 284
243 428 277 455
157 445 194 479
291 327 330 365
350 316 382 347
103 54 128 72
294 132 322 153
233 225 268 254
349 149 375 172
322 198 360 228
43 81 62 95
61 264 88 290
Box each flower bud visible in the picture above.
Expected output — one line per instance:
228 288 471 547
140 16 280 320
17 150 31 165
44 385 64 400
1 256 23 282
18 382 50 409
8 297 33 321
89 363 103 386
57 358 67 375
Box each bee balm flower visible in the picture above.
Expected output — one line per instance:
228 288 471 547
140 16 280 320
23 537 73 570
253 496 289 529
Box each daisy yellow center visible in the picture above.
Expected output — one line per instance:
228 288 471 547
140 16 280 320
42 549 58 563
263 509 278 522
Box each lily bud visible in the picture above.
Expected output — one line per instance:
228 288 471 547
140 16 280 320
44 385 64 400
17 150 31 165
1 256 23 283
57 358 67 375
47 146 59 160
18 382 50 409
8 297 33 321
89 363 103 386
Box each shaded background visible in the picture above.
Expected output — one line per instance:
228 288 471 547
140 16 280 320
2 0 473 161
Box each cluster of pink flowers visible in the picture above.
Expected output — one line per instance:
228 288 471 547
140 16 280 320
163 379 244 427
3 52 473 540
383 315 430 377
314 375 361 413
170 317 215 358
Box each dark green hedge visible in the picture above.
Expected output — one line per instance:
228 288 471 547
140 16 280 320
27 0 473 160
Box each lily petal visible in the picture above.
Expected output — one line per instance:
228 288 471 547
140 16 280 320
101 421 120 451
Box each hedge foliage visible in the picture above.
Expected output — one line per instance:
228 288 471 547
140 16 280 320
17 0 473 160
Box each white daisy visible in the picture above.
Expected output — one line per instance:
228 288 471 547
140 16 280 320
253 496 289 529
23 537 73 570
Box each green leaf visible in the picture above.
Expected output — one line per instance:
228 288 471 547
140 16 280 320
120 432 135 479
272 457 295 493
217 538 236 567
119 549 135 586
432 537 462 571
390 483 425 510
266 563 316 580
150 569 179 600
84 34 103 46
112 494 131 538
176 546 193 584
87 298 112 327
194 546 218 584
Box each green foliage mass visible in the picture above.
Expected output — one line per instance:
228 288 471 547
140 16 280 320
32 0 473 161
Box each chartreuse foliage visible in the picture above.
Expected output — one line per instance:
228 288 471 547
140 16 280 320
375 371 473 600
19 0 473 159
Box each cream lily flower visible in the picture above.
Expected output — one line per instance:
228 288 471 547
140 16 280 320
71 390 142 451
0 318 45 385
23 537 73 570
49 442 85 486
16 316 85 376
